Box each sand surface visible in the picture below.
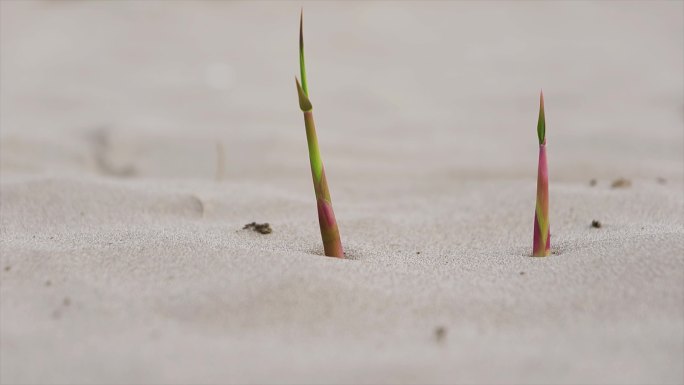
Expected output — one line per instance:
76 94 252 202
1 2 683 384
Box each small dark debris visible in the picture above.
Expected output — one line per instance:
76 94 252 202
45 280 52 287
591 220 602 228
519 271 525 275
434 326 447 342
611 178 631 189
416 251 421 255
243 222 272 234
4 265 10 272
63 297 71 307
656 177 667 185
589 179 597 187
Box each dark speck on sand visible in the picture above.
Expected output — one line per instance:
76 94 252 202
435 326 446 342
243 222 272 234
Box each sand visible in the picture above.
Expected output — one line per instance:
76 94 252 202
1 1 683 384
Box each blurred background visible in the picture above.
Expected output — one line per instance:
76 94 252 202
2 3 683 383
1 1 682 184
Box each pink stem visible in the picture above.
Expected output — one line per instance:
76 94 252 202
533 143 550 256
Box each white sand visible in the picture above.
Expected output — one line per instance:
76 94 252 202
1 2 683 384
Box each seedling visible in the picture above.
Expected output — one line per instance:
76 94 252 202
295 12 344 258
533 91 550 257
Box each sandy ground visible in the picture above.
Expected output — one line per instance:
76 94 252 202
1 1 683 384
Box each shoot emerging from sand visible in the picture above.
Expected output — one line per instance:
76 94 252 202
533 91 550 257
295 11 344 258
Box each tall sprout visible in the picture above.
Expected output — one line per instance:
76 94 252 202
532 91 550 257
295 12 344 258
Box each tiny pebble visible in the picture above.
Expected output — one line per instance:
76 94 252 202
611 178 631 189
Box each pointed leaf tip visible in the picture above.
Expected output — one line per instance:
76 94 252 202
296 77 312 111
298 10 308 97
537 91 546 145
299 10 304 52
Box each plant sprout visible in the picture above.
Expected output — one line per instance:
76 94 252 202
533 91 550 257
295 11 344 258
